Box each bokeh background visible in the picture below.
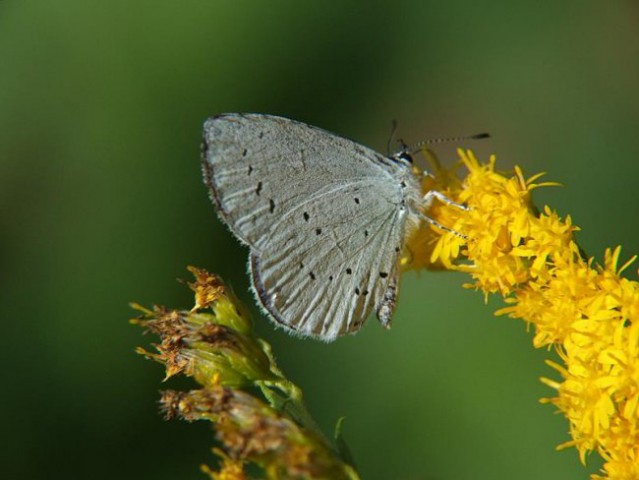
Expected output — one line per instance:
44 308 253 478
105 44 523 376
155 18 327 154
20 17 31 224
2 1 639 479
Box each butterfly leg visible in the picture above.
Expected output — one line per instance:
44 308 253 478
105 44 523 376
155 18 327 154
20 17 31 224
422 190 469 211
418 213 468 239
420 190 468 239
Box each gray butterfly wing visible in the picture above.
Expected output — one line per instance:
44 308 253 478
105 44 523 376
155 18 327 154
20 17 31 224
250 177 406 340
202 113 413 340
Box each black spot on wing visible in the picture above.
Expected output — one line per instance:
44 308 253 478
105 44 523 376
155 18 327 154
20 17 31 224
200 140 208 159
255 182 263 196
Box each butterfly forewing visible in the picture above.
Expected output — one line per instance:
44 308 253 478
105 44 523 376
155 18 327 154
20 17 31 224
203 114 399 246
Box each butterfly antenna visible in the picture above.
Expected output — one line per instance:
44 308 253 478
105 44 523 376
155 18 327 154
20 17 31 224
386 119 399 156
409 132 490 154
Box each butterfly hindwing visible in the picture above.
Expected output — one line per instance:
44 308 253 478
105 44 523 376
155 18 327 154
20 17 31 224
249 179 405 339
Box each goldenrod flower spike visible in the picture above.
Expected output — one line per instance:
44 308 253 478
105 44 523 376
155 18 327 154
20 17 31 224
414 149 639 480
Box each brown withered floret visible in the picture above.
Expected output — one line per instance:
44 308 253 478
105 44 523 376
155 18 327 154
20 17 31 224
187 266 226 310
196 322 240 350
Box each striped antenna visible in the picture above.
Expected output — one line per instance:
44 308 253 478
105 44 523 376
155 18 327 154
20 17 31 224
409 132 490 154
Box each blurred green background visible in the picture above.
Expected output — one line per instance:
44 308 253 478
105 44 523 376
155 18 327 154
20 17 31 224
2 1 639 479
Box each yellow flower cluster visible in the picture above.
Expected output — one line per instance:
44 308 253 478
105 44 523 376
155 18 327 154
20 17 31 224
410 150 639 480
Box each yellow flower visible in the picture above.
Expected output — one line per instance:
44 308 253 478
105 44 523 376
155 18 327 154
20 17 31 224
414 149 639 480
202 450 246 480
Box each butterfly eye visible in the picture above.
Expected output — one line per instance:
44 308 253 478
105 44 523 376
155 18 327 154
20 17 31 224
393 151 413 164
